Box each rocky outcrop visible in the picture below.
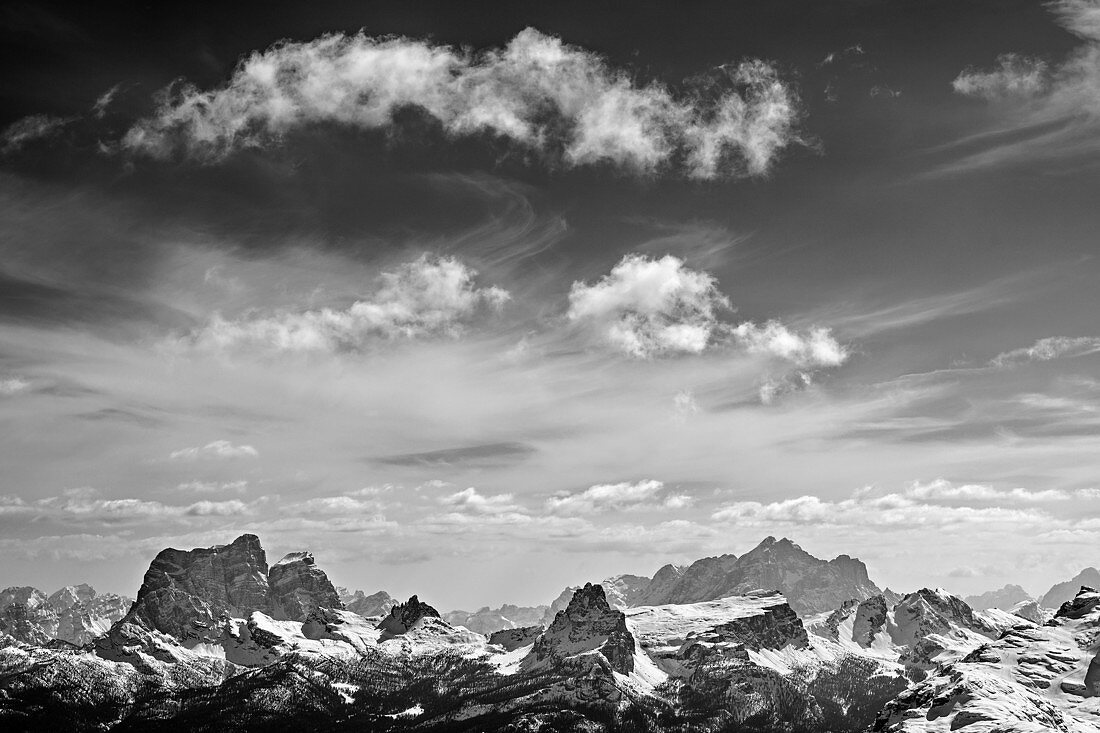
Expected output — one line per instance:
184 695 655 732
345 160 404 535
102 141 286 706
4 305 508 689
377 595 440 636
1040 566 1100 609
489 624 543 651
635 554 740 607
963 582 1033 610
268 552 342 621
338 588 396 617
1010 598 1045 623
532 583 635 675
851 595 888 648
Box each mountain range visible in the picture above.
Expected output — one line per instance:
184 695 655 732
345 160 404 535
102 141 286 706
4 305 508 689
0 534 1096 732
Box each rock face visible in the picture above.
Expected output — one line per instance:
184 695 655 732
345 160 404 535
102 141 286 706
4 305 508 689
116 533 271 644
636 537 881 616
532 583 635 675
1040 566 1100 609
101 535 345 654
268 552 342 621
377 595 441 637
888 588 1000 668
488 624 542 651
874 587 1100 732
963 582 1033 610
338 588 396 617
0 584 131 646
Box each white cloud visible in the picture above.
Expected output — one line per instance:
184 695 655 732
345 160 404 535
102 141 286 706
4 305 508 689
169 440 259 460
732 321 848 367
567 255 848 371
439 487 520 515
906 479 1100 504
185 500 248 516
176 480 249 493
186 255 508 353
1 114 72 154
945 1 1100 171
567 254 729 358
989 336 1100 367
952 54 1050 99
0 377 30 396
122 28 800 179
547 479 691 515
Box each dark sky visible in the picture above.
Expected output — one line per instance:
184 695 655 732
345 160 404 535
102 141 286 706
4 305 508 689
1 0 1099 609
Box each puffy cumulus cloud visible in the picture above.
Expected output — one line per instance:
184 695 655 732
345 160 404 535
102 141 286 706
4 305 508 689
122 28 800 179
732 321 847 367
440 487 520 515
952 54 1050 99
567 255 729 358
567 254 848 374
988 336 1100 368
547 479 692 515
185 255 508 353
0 377 30 396
169 440 259 460
1 114 72 154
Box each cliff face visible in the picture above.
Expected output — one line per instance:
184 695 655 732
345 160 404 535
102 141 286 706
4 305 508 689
268 552 343 621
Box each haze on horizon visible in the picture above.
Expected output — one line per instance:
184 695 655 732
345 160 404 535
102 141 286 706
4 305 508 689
2 0 1100 611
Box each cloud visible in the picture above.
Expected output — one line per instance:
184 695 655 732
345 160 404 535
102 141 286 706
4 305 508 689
184 500 248 516
547 479 691 515
176 480 249 493
906 479 1100 504
439 487 520 515
952 54 1050 99
989 336 1100 367
1 114 72 154
0 377 30 396
567 254 729 358
374 441 535 467
732 321 848 367
169 440 259 460
184 255 508 353
121 28 801 179
92 84 122 118
567 255 847 370
943 1 1100 172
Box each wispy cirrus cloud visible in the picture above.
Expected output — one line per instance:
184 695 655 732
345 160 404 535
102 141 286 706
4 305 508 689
942 0 1100 173
120 28 802 179
989 336 1100 368
1 114 72 154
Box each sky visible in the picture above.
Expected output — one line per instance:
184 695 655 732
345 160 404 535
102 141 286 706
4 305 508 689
2 0 1100 611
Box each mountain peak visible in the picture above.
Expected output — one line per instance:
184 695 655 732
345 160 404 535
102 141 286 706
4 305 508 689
532 583 634 674
377 595 441 636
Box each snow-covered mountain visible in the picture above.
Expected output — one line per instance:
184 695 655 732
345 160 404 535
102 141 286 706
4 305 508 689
0 583 131 646
874 586 1100 731
337 587 396 617
1 533 1094 732
444 603 547 634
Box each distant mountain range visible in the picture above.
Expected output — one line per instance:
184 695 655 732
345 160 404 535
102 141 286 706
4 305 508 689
1 534 1097 732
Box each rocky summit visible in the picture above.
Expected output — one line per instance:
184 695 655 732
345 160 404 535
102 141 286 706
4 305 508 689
268 551 343 621
0 584 131 647
531 582 636 675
